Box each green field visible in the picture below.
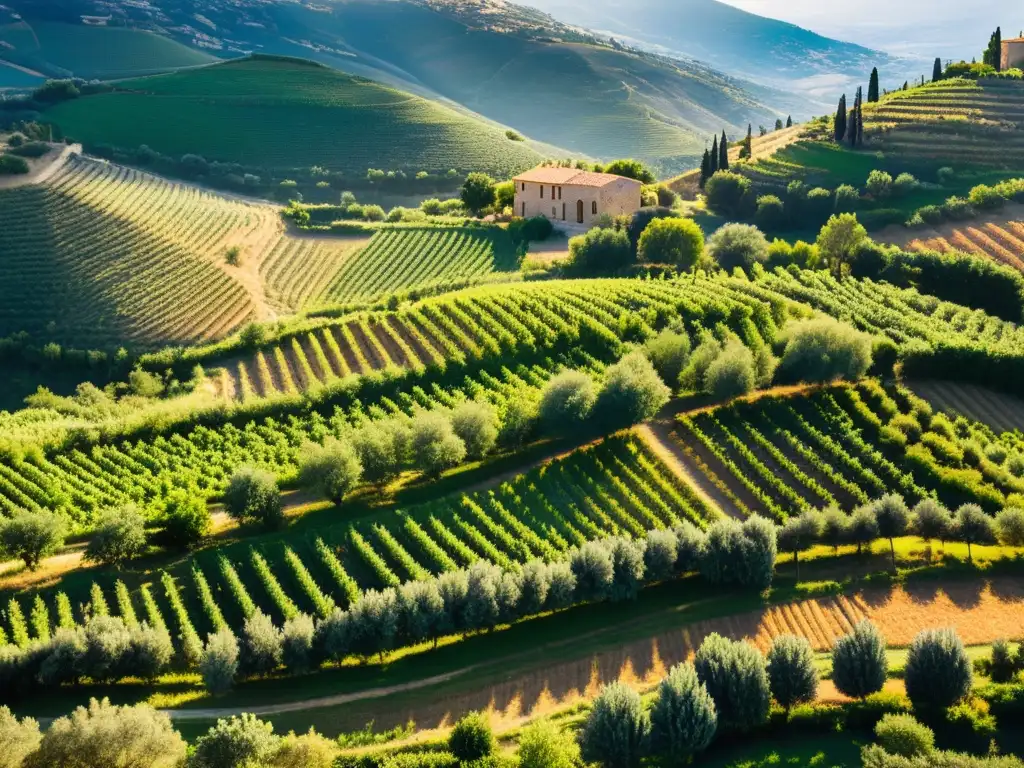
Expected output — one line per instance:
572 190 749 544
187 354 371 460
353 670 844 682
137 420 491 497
47 56 546 177
0 21 217 79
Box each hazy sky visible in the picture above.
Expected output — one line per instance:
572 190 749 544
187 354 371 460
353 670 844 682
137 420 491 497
720 0 1011 58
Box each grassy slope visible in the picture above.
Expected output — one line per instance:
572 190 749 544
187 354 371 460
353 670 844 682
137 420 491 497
0 21 217 79
268 1 782 176
47 56 545 177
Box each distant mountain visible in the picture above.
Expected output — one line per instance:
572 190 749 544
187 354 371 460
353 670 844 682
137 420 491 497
517 0 910 97
2 0 816 176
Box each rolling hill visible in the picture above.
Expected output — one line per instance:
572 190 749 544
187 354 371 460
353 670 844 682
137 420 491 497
518 0 909 97
46 56 547 177
0 19 218 80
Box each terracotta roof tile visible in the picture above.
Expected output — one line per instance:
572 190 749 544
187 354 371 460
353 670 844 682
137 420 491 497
513 166 642 187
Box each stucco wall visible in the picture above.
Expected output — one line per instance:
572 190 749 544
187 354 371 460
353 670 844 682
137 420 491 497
1003 41 1024 70
514 179 641 227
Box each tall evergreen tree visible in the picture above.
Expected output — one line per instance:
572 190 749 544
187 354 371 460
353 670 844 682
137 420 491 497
709 135 719 176
868 68 880 102
848 89 860 148
719 130 729 171
786 115 793 128
932 58 943 82
834 94 847 143
744 124 753 160
856 87 865 147
983 27 1002 70
699 148 711 188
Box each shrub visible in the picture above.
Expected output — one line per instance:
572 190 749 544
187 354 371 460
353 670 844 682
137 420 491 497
594 350 671 429
894 173 919 196
995 507 1024 546
84 504 147 567
637 217 704 270
27 698 184 768
679 332 722 392
240 611 283 676
988 640 1019 684
650 662 716 763
767 634 819 712
0 155 30 176
626 207 680 252
579 682 649 768
705 171 752 218
448 712 494 762
705 340 757 399
189 713 278 768
875 713 935 757
568 227 633 274
834 185 860 213
0 508 65 570
707 223 770 272
755 194 785 231
943 196 975 221
225 466 284 528
157 494 210 550
129 624 174 682
498 388 538 449
604 159 657 184
779 318 873 383
539 370 596 430
200 628 240 695
272 729 337 768
693 633 771 731
409 411 466 477
516 718 580 768
460 173 496 216
699 516 776 591
299 438 363 504
952 504 997 562
832 620 888 699
643 328 691 387
968 184 1006 211
904 628 972 712
0 706 40 767
867 170 894 199
450 401 498 460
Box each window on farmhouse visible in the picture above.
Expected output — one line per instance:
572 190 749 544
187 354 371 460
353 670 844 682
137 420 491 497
592 201 598 215
541 186 545 199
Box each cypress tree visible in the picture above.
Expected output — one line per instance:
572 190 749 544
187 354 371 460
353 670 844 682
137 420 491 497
745 124 753 160
709 135 719 175
868 68 879 103
858 87 865 146
848 89 859 148
786 115 793 128
699 148 710 188
984 28 1002 70
932 57 942 82
834 95 847 143
719 130 729 171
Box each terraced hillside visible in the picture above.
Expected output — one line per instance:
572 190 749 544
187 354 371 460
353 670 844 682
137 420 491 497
46 56 546 178
1 434 713 652
0 21 218 80
669 381 1024 521
864 79 1024 169
887 204 1024 275
0 153 278 349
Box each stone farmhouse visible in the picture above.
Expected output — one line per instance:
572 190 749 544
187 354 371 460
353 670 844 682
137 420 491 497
1003 37 1024 70
513 167 643 229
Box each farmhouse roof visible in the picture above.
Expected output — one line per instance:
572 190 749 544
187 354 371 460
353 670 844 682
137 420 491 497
513 167 642 187
1004 37 1024 43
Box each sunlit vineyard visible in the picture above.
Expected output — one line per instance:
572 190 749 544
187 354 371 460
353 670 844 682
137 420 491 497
0 154 277 348
1 277 777 527
46 57 545 176
672 381 1024 521
864 79 1024 167
1 435 712 651
902 214 1024 274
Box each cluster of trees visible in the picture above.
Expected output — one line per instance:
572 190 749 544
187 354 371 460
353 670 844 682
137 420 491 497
0 699 337 768
283 191 467 229
834 87 864 147
698 130 729 188
908 177 1024 229
775 495 1024 579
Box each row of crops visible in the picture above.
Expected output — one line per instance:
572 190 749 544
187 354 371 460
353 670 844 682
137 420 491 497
0 435 710 651
908 219 1024 274
673 381 1024 522
0 278 777 526
0 155 273 348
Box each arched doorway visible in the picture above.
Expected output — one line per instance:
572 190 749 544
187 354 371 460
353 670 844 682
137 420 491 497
576 199 584 224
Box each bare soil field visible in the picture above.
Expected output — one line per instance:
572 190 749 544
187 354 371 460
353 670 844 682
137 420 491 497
908 380 1024 433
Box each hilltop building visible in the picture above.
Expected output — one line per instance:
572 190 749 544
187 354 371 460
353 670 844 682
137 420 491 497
513 167 642 229
1003 37 1024 70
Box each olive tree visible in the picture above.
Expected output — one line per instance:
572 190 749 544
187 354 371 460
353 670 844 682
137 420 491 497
820 506 850 553
778 318 873 384
570 540 614 602
996 507 1024 547
0 508 65 570
849 505 880 554
693 634 771 732
298 439 363 504
539 370 596 431
873 495 911 571
776 510 822 582
0 707 41 768
84 504 147 568
816 214 869 277
224 466 283 529
281 613 315 674
707 223 770 272
517 718 580 768
28 698 185 768
188 713 279 768
460 173 496 216
240 611 283 676
904 628 972 712
643 329 691 389
832 620 887 700
409 411 466 477
200 628 240 695
594 351 671 430
351 419 408 485
448 711 494 762
579 682 650 768
953 504 998 562
643 528 679 583
649 663 716 763
450 400 499 460
913 499 953 549
766 635 819 713
637 217 705 271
